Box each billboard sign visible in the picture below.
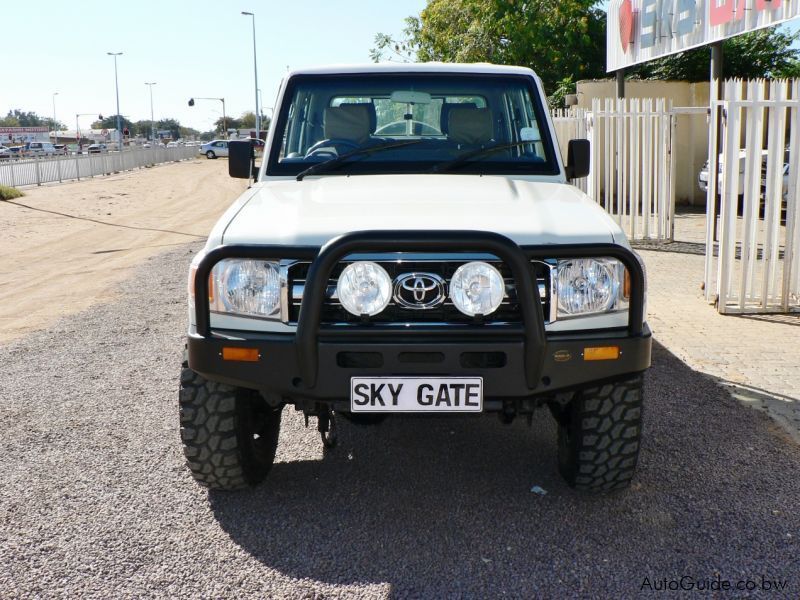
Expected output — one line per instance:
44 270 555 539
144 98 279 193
608 0 800 71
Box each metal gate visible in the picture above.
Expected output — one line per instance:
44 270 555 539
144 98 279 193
704 79 800 314
552 98 676 241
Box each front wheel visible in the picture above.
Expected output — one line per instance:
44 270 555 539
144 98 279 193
206 150 216 159
179 366 282 490
553 375 644 493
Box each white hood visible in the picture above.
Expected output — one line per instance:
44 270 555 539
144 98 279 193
216 175 623 247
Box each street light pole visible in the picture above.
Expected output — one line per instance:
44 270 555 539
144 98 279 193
107 52 123 150
52 92 59 145
242 11 260 138
145 82 157 143
189 97 227 137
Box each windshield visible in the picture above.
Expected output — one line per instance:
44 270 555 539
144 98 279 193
266 73 559 177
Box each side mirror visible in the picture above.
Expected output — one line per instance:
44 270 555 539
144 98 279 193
228 140 254 179
565 139 590 180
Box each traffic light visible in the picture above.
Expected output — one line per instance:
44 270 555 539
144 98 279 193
123 128 130 137
98 114 103 120
188 98 195 107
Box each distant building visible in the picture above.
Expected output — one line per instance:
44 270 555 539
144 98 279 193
1 126 49 144
50 129 121 144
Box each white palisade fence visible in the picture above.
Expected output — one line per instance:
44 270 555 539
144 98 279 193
0 145 199 188
551 108 589 194
705 79 800 314
551 98 676 241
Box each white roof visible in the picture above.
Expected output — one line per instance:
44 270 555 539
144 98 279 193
287 62 537 78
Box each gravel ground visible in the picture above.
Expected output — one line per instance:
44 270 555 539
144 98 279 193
1 242 799 598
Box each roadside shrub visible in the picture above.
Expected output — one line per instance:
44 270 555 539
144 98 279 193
0 185 24 200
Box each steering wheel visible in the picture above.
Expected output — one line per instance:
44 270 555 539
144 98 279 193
305 138 360 158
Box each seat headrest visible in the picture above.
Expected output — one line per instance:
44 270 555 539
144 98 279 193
448 107 493 145
324 105 373 143
440 102 477 134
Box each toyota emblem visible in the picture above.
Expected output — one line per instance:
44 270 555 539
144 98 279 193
393 273 447 309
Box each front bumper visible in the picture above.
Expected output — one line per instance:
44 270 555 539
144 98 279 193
189 230 651 410
188 325 651 408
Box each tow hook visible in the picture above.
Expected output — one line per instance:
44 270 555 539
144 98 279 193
318 409 338 449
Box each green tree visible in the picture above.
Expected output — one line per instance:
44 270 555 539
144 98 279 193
240 111 256 128
371 0 607 95
0 109 66 129
133 119 153 137
237 111 272 131
214 115 242 134
633 27 800 81
154 118 181 140
179 126 201 139
92 114 135 132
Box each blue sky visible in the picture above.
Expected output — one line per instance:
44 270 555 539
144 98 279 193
2 0 428 132
3 0 797 132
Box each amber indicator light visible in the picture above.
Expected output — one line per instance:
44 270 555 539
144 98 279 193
583 346 620 361
623 268 631 299
222 347 260 362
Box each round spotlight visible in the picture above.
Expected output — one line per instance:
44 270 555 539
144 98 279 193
337 261 392 316
450 261 505 316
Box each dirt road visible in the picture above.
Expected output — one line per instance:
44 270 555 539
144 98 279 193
1 161 798 597
0 159 246 344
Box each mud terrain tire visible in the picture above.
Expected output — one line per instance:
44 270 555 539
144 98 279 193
555 375 644 493
179 366 281 490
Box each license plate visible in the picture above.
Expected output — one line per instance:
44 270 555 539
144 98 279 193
350 377 483 413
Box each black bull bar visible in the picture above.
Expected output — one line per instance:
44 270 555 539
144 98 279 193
193 230 646 391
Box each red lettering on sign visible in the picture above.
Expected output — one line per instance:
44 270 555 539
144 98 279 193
619 0 634 53
710 0 747 26
755 0 782 9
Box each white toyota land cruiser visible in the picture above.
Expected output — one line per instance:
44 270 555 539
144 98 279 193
181 63 651 494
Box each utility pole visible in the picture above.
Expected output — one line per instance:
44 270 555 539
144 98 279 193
242 11 260 138
52 92 59 145
107 52 123 150
145 82 157 143
189 97 227 137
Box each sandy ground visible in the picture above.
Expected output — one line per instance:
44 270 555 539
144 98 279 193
0 159 247 344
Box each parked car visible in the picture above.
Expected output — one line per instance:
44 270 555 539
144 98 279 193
760 150 790 219
251 138 265 157
0 146 11 160
699 148 789 216
200 140 229 159
180 63 650 495
23 141 57 157
87 144 108 154
698 150 768 195
166 141 179 148
53 144 69 155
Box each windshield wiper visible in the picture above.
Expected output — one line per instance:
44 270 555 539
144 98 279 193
430 140 538 174
296 140 423 181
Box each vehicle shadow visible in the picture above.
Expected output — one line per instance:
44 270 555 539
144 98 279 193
207 340 800 596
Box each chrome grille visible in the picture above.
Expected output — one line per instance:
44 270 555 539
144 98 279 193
284 257 554 325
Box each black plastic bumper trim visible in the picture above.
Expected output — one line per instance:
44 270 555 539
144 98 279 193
186 324 651 402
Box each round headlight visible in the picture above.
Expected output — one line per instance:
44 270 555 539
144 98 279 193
337 261 392 316
450 261 505 316
556 258 619 316
213 259 281 318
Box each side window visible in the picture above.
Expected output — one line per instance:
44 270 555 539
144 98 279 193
281 91 314 157
506 88 544 158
